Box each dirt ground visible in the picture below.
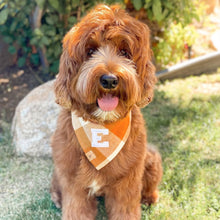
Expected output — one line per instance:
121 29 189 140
0 5 220 129
0 36 54 126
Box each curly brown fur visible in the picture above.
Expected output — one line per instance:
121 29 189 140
51 4 162 220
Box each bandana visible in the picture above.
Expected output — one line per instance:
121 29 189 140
71 111 131 170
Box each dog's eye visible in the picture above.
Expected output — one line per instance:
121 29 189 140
120 49 131 59
87 48 96 57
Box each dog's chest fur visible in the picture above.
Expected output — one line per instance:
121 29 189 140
88 180 101 197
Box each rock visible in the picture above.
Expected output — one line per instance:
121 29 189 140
11 80 60 157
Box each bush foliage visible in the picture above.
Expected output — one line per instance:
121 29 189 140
130 0 199 25
154 23 198 66
0 0 200 73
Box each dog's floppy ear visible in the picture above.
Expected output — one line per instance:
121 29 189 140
54 28 77 109
54 49 74 109
54 26 82 109
134 23 157 108
136 59 156 108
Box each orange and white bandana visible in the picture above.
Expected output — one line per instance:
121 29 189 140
71 112 131 170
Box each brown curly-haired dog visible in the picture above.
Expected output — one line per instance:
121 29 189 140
50 4 162 220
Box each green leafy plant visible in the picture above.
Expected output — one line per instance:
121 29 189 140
0 0 91 72
154 23 198 67
0 0 36 67
130 0 199 26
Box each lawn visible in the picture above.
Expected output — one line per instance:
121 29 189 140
0 73 220 220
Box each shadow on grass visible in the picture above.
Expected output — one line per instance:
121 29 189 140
96 197 108 220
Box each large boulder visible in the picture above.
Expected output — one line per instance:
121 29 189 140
11 80 60 156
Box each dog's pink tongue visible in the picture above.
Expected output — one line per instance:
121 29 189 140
98 94 119 111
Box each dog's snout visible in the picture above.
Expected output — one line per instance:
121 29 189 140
100 74 119 89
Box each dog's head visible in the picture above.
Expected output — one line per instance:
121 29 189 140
55 4 156 123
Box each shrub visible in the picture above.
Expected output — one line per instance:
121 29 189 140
130 0 199 26
154 23 198 67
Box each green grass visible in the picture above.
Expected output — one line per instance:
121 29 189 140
1 73 220 219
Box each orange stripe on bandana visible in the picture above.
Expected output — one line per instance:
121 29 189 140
71 112 131 170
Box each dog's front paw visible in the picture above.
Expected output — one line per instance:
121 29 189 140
141 190 159 206
51 191 62 209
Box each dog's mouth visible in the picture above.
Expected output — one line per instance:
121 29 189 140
97 94 119 112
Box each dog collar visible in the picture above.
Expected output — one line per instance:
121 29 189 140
71 111 131 170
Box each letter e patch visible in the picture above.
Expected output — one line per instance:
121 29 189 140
91 129 109 147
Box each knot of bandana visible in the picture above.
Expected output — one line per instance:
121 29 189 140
71 112 131 170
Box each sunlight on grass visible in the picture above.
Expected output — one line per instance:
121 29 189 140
0 73 219 219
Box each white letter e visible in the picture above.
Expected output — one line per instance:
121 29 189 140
91 129 109 147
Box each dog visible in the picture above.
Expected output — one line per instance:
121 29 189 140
50 4 162 220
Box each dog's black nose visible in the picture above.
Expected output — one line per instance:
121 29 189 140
100 74 119 89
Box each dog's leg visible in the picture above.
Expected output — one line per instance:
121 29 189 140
104 172 143 220
51 166 98 220
61 184 98 220
50 171 62 208
51 167 98 220
51 132 98 219
141 145 163 205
